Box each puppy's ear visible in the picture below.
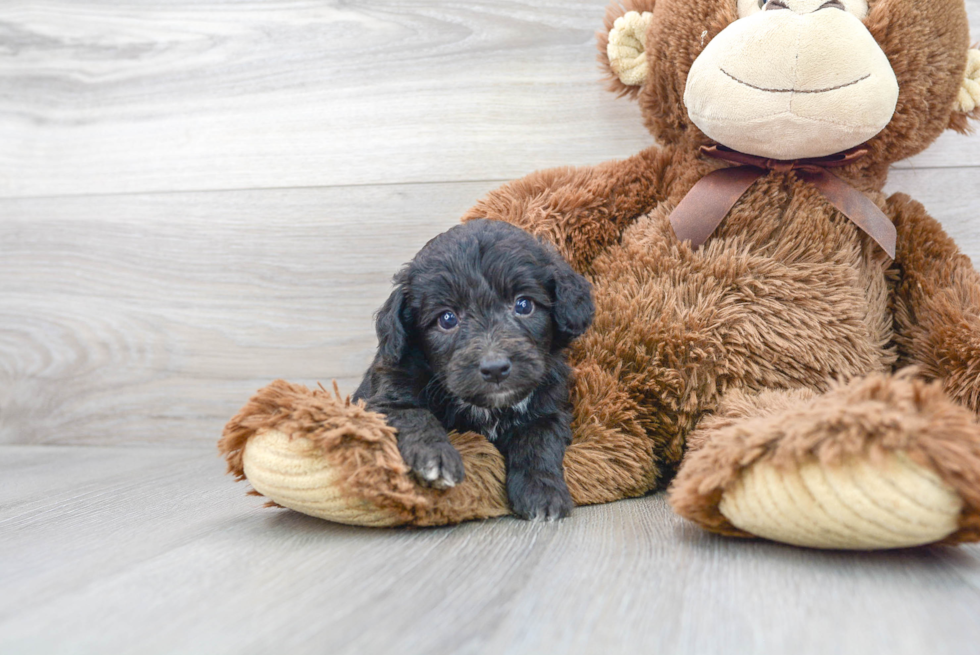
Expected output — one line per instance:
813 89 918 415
550 255 595 347
375 275 412 366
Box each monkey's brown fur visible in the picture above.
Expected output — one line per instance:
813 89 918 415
221 0 980 540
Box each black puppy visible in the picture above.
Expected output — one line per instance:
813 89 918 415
353 219 594 520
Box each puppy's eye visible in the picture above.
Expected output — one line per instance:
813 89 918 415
514 297 534 316
437 311 458 330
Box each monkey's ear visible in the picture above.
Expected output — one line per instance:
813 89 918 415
550 258 595 348
375 276 412 367
598 2 658 98
948 48 980 134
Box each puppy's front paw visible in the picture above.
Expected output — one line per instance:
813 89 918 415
400 441 466 490
509 475 573 522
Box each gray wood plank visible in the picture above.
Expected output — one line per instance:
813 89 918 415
1 445 979 655
0 0 653 198
0 445 235 620
0 1 976 199
0 444 204 513
2 167 979 447
0 182 495 445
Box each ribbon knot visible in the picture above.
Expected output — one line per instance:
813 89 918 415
668 145 896 259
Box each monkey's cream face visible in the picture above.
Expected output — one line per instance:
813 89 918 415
684 0 899 160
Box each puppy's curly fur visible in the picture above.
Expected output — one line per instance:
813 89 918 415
353 219 594 520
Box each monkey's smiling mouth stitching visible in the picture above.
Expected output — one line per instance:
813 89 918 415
720 69 871 94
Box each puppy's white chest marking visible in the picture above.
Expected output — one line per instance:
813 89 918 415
462 393 531 442
462 403 497 440
469 405 492 424
512 396 531 415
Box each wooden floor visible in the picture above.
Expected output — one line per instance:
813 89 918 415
2 1 980 653
3 445 980 655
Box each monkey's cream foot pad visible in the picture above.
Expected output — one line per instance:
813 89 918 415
719 454 963 549
241 430 402 527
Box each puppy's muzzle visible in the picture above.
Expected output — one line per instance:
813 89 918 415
479 357 512 384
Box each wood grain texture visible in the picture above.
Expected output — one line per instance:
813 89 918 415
1 445 979 655
0 0 653 198
0 1 977 199
0 182 498 445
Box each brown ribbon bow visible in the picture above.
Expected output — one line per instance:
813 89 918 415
668 145 896 259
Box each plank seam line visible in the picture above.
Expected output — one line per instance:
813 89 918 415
1 165 977 202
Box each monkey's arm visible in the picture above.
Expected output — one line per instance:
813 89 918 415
462 145 671 273
890 193 980 413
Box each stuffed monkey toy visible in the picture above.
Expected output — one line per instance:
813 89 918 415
220 0 980 549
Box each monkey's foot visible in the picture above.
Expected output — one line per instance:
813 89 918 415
669 373 980 549
219 380 509 527
718 451 962 549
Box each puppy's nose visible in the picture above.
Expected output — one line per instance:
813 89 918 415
479 358 511 383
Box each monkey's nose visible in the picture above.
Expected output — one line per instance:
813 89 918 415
479 358 512 383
